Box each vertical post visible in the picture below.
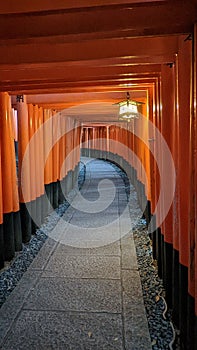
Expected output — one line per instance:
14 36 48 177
194 26 197 350
177 36 192 349
0 93 21 259
10 105 22 252
148 85 156 257
52 110 59 209
28 104 37 232
43 109 53 211
16 95 32 243
0 137 4 268
58 112 66 204
106 125 109 159
38 107 45 221
188 24 197 350
33 104 42 223
161 64 175 311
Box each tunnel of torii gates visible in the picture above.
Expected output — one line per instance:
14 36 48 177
0 1 197 349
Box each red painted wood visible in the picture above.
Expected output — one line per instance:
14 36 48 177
0 92 20 212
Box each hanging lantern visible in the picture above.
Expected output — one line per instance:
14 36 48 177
117 92 140 122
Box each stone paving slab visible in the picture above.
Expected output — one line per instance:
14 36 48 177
51 241 121 257
0 270 42 346
71 204 120 215
122 270 151 349
58 223 122 249
23 277 122 313
1 310 123 350
43 253 121 279
29 238 58 270
121 236 139 270
66 215 120 228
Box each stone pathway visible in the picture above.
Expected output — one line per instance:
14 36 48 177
0 158 151 350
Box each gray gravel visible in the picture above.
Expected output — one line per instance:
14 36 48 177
132 220 174 350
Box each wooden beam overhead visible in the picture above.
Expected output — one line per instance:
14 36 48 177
1 76 157 92
0 36 179 65
25 90 147 109
8 83 154 96
0 64 161 83
0 2 195 42
0 1 173 15
0 55 176 70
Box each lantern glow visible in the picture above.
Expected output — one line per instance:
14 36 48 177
117 92 139 121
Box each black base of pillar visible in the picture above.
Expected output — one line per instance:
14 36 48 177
195 315 197 350
130 166 134 183
136 180 141 208
67 171 73 194
39 194 46 225
187 294 195 350
0 224 4 269
179 264 188 350
20 202 32 243
60 177 66 200
163 241 173 308
151 229 157 260
148 214 156 259
156 228 162 278
36 196 42 227
71 169 74 189
53 182 59 209
13 211 22 251
3 212 15 261
133 169 137 189
45 183 53 213
72 165 79 188
58 180 65 204
31 199 38 234
140 184 147 216
161 234 165 281
143 200 151 224
41 189 50 221
172 248 180 327
31 219 38 234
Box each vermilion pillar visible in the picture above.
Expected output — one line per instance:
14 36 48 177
0 136 4 267
43 109 53 210
28 103 38 232
160 63 176 310
52 110 60 208
0 93 21 259
16 95 32 243
188 24 197 350
177 36 192 349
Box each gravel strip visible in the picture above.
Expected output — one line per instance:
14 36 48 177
132 221 175 350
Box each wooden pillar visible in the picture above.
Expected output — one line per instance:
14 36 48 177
160 64 175 311
0 93 21 259
188 24 197 350
176 36 192 349
43 109 53 211
0 132 4 267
